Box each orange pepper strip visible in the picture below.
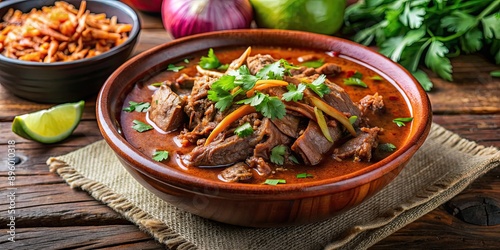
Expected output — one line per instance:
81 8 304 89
308 96 357 136
204 104 257 146
246 80 289 97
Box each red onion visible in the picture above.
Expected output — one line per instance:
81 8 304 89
162 0 253 38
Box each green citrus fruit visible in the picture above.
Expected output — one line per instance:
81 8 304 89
12 101 85 144
250 0 347 35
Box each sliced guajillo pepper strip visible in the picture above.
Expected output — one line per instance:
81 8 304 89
204 104 256 146
246 80 289 97
314 106 333 142
308 96 357 136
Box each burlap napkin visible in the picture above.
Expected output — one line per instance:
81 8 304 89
47 123 500 250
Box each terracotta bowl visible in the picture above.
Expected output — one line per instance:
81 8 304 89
97 29 432 227
0 0 140 103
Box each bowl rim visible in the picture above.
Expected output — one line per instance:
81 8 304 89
0 0 141 67
97 29 432 199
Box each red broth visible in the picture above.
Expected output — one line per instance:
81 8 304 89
120 46 411 184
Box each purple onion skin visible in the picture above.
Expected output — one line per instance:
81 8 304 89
162 0 253 38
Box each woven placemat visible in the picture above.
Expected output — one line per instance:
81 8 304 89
47 123 500 250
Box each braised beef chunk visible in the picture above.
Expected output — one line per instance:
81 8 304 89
220 163 253 182
333 127 381 162
291 121 342 165
188 134 256 166
271 114 300 138
150 85 186 132
358 92 385 115
322 79 362 126
289 66 317 77
246 156 272 175
315 63 342 75
247 54 276 75
254 118 291 160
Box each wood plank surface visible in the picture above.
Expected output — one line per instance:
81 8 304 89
0 6 499 250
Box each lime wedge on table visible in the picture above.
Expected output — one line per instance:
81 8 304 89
12 101 85 144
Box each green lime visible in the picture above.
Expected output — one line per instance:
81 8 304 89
12 101 85 144
250 0 346 35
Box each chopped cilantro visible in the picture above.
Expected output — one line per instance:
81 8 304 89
167 64 184 72
152 150 169 162
378 143 397 152
300 59 324 68
207 75 236 111
217 64 229 70
132 120 153 132
307 74 330 97
257 61 285 80
282 83 306 102
393 117 413 127
238 93 286 120
270 145 287 165
343 77 368 88
123 101 150 112
296 173 314 178
199 48 222 69
150 82 162 87
349 115 358 124
183 58 190 63
234 122 253 138
264 179 286 185
370 75 383 81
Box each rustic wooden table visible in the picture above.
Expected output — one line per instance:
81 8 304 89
1 9 499 250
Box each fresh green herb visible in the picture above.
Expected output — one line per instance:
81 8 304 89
123 101 150 112
231 65 259 90
150 82 162 87
200 48 222 69
349 115 358 124
370 75 383 81
238 93 286 119
152 150 169 162
217 64 229 70
289 155 299 164
264 179 286 185
393 117 414 127
307 74 330 97
343 77 368 88
351 71 363 79
270 145 287 165
378 143 397 152
491 70 500 77
343 0 500 91
234 122 254 138
300 59 324 68
279 59 300 74
132 120 153 132
282 83 306 102
207 75 237 111
183 58 190 63
257 61 285 80
167 64 184 72
296 173 314 178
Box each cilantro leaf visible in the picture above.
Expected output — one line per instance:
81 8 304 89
482 14 500 39
264 179 286 185
207 75 236 111
370 75 383 81
257 96 286 120
425 41 453 81
300 59 324 68
393 117 413 127
378 143 397 152
199 48 221 69
411 70 433 92
282 83 306 102
257 61 285 80
461 28 483 53
270 145 287 165
296 173 314 178
132 120 153 132
343 77 368 88
307 74 330 97
167 64 184 72
441 11 477 34
123 101 150 112
152 150 169 162
234 122 253 138
349 116 358 124
399 3 425 29
237 92 266 106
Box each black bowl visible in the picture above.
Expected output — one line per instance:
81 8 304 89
0 0 141 103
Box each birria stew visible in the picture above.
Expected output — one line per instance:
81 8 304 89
120 46 412 185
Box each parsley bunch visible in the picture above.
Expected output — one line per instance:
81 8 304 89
343 0 500 91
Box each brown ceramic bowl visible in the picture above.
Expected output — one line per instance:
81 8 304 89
0 0 140 103
97 29 432 227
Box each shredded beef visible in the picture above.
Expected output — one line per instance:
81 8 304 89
150 85 186 132
220 163 253 182
291 121 342 165
333 127 381 162
358 92 385 115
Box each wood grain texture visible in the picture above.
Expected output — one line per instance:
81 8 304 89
0 7 499 249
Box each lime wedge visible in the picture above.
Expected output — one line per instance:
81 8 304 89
12 101 85 144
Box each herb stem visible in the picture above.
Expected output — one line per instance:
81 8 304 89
476 0 500 20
